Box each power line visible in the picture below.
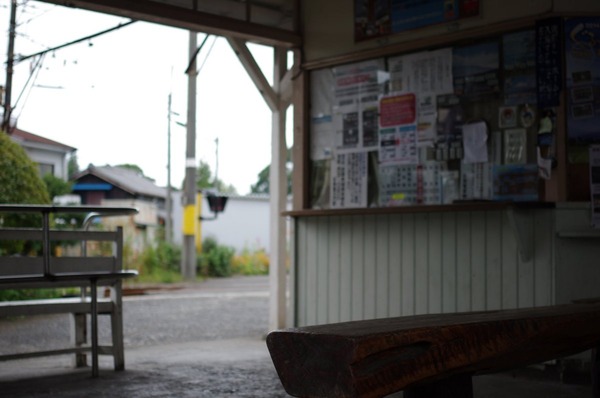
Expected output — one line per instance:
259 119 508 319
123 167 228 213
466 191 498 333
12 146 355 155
13 19 136 64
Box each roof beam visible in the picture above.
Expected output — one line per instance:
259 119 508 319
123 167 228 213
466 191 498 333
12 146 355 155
39 0 301 48
227 37 278 112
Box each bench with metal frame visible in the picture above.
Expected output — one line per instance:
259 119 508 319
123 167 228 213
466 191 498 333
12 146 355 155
0 205 138 377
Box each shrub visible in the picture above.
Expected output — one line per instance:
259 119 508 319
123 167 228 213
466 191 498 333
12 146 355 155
198 237 235 277
129 241 182 283
231 247 270 275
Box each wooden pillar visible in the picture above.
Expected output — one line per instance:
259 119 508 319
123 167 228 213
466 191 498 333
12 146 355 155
269 47 288 331
227 37 290 330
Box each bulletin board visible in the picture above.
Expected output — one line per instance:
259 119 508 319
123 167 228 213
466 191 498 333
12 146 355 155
310 26 552 209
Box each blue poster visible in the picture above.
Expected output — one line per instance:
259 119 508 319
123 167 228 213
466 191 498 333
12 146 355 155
391 0 458 33
355 0 479 41
565 17 600 142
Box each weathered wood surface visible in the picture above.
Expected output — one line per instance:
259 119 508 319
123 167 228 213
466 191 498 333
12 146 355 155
267 301 600 398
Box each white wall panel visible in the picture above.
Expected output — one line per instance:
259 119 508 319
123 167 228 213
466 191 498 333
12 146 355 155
294 209 559 327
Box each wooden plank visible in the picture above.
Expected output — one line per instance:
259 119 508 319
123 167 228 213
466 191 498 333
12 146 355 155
351 216 365 321
456 212 471 312
414 213 428 315
40 0 302 48
0 298 113 317
375 215 389 318
441 213 457 313
534 210 554 307
327 216 341 324
388 215 402 317
501 210 519 309
401 214 415 316
268 301 600 398
339 217 353 322
485 211 502 310
517 212 535 308
304 219 319 326
470 212 486 311
363 216 377 319
295 219 308 326
428 213 442 314
316 217 329 324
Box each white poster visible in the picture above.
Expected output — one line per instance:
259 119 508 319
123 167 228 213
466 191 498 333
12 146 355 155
379 125 418 165
389 48 454 95
330 151 368 209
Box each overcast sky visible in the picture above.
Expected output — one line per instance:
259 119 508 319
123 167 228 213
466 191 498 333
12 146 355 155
0 1 286 194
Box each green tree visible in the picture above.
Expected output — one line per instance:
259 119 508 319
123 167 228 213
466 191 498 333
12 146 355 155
67 155 80 179
195 160 237 194
0 132 50 206
250 148 292 195
42 174 73 200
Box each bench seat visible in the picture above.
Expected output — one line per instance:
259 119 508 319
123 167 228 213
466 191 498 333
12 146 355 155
267 301 600 398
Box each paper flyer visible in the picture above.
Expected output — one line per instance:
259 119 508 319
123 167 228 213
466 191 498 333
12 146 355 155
379 125 419 165
590 145 600 228
462 121 488 163
330 151 368 209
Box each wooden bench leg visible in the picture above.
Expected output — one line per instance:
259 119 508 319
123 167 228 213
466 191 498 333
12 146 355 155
71 312 87 367
110 282 125 371
404 374 474 398
91 278 99 378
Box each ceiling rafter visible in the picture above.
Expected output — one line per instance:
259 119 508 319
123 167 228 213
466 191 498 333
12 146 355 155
40 0 301 48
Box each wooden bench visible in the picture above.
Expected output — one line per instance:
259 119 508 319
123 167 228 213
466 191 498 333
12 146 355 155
0 205 138 377
267 301 600 397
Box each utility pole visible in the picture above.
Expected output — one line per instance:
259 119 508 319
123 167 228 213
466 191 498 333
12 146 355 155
165 92 173 244
181 31 198 280
3 0 17 132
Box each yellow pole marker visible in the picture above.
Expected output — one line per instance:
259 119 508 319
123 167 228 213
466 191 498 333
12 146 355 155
182 204 197 236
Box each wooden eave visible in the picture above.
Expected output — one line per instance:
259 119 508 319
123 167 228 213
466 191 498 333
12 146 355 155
40 0 301 48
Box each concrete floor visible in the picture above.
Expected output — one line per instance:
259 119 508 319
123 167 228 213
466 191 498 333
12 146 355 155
0 276 596 397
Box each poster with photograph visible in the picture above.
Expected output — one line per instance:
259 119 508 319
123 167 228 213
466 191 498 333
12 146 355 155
565 17 600 142
453 41 500 100
355 0 479 41
333 59 385 151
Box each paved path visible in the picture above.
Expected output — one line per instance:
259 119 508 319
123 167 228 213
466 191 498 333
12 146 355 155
0 276 595 397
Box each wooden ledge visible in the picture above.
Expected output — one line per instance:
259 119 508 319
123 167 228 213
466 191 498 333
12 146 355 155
283 201 555 218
